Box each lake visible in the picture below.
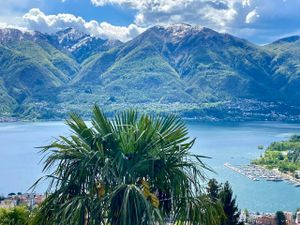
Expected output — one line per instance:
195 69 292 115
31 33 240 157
0 121 299 212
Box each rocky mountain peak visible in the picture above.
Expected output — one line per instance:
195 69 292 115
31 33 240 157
147 23 219 43
0 28 39 43
55 27 90 48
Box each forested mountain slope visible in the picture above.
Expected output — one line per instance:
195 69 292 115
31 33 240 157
0 24 299 121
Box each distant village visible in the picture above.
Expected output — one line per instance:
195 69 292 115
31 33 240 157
0 192 44 209
0 192 299 225
241 211 300 225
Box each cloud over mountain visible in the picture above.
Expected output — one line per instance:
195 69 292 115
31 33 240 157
245 9 259 24
1 0 300 44
91 0 300 43
22 8 144 42
90 0 250 29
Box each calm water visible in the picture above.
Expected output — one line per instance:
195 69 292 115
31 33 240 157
0 121 299 212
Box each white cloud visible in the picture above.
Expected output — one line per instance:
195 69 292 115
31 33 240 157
242 0 252 7
0 21 29 32
91 0 244 32
245 9 259 24
0 0 31 27
199 6 238 29
22 8 144 42
1 0 300 44
0 22 9 28
90 0 300 43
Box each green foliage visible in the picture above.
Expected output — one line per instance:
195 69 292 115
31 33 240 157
206 178 221 201
291 135 300 142
0 206 30 225
253 135 300 173
32 105 222 225
275 211 286 225
267 140 300 152
206 179 243 225
219 182 243 225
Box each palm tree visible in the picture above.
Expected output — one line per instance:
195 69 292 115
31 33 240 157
32 105 222 225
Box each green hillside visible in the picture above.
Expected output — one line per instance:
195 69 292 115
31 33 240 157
253 134 300 173
0 25 299 121
264 36 300 105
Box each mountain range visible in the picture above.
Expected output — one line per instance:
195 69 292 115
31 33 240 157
0 24 299 121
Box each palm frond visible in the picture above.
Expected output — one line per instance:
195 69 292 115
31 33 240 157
33 106 222 225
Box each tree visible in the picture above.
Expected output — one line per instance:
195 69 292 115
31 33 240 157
290 135 300 142
206 180 242 225
32 105 222 225
275 211 286 225
0 206 30 225
207 178 221 201
219 182 243 225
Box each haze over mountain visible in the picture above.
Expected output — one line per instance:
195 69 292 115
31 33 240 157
0 24 299 121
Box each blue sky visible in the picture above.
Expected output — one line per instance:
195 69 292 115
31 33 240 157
41 1 136 26
1 0 300 43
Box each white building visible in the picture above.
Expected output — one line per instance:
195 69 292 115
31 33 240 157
296 211 300 224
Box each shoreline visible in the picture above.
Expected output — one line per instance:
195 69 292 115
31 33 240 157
1 117 300 124
259 165 300 186
224 163 300 187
